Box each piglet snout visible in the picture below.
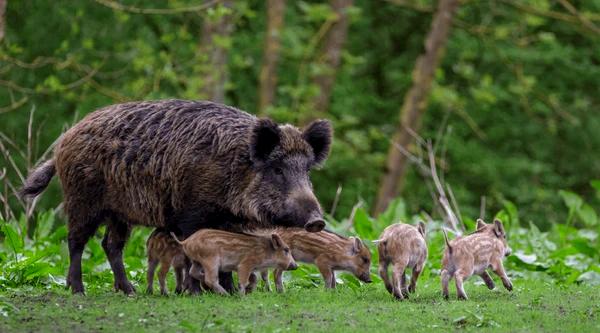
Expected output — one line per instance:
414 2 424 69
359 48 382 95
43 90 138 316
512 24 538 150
359 273 372 283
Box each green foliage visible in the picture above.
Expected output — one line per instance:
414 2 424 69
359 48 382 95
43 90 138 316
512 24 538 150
6 190 597 291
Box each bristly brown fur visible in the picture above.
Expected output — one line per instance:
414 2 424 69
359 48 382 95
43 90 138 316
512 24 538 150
19 99 333 295
176 228 297 295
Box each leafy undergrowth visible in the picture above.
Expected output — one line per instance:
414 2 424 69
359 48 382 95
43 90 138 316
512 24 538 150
1 279 599 332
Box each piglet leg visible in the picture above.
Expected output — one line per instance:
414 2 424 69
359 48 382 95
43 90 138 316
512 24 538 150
479 271 495 290
200 262 228 295
491 260 512 291
392 262 408 300
441 269 451 300
316 259 335 289
274 268 284 293
408 263 423 294
378 259 392 294
454 269 469 300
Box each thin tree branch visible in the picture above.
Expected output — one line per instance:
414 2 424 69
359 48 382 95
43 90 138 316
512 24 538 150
93 0 221 15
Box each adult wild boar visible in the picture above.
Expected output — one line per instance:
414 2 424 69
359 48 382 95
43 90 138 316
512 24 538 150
20 100 332 295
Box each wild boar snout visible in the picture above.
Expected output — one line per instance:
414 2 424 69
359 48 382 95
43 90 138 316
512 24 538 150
305 215 325 232
285 188 325 231
287 261 298 270
505 246 512 257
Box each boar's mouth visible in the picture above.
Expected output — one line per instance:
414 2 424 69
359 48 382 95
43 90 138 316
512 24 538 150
304 218 325 232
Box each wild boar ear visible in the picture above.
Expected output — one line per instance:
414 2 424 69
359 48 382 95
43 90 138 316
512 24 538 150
350 236 363 254
302 120 333 165
250 119 281 163
493 219 505 238
271 233 284 249
476 218 487 230
417 221 426 237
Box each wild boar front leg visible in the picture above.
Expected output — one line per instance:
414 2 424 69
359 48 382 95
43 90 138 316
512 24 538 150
378 259 392 294
479 271 496 290
391 261 408 300
491 260 512 291
408 263 423 294
274 268 284 293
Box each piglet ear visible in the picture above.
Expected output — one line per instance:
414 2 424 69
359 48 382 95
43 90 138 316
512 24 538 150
302 120 333 165
250 119 281 163
417 221 426 237
493 219 505 238
271 233 284 249
476 218 487 230
350 236 363 254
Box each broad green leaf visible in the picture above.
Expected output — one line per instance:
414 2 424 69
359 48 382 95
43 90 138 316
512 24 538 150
577 204 598 226
353 208 374 240
559 190 583 211
1 224 23 254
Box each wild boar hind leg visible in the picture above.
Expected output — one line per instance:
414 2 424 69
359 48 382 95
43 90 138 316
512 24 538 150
101 219 135 295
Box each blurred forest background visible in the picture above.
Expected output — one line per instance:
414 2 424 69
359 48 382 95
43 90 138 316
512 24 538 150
1 0 600 231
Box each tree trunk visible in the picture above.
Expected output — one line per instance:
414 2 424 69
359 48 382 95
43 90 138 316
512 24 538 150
373 0 460 215
198 0 234 104
0 0 6 42
258 0 286 115
310 0 353 114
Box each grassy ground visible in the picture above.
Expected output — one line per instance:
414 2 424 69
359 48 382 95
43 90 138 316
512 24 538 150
1 278 599 332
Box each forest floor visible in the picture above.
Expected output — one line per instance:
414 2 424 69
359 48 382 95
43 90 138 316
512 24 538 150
1 278 598 332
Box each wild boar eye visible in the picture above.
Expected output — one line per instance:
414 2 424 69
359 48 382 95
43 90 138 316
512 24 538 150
274 167 283 176
284 248 290 254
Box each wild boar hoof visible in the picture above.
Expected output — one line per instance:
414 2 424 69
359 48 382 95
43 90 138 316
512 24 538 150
443 294 449 300
146 287 153 295
506 283 513 291
115 280 136 296
458 294 468 301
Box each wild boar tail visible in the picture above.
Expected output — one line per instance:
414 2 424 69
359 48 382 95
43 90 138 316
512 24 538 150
19 159 56 199
170 232 184 245
442 229 452 255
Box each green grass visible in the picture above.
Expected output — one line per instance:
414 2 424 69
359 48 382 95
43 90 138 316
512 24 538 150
1 278 599 332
